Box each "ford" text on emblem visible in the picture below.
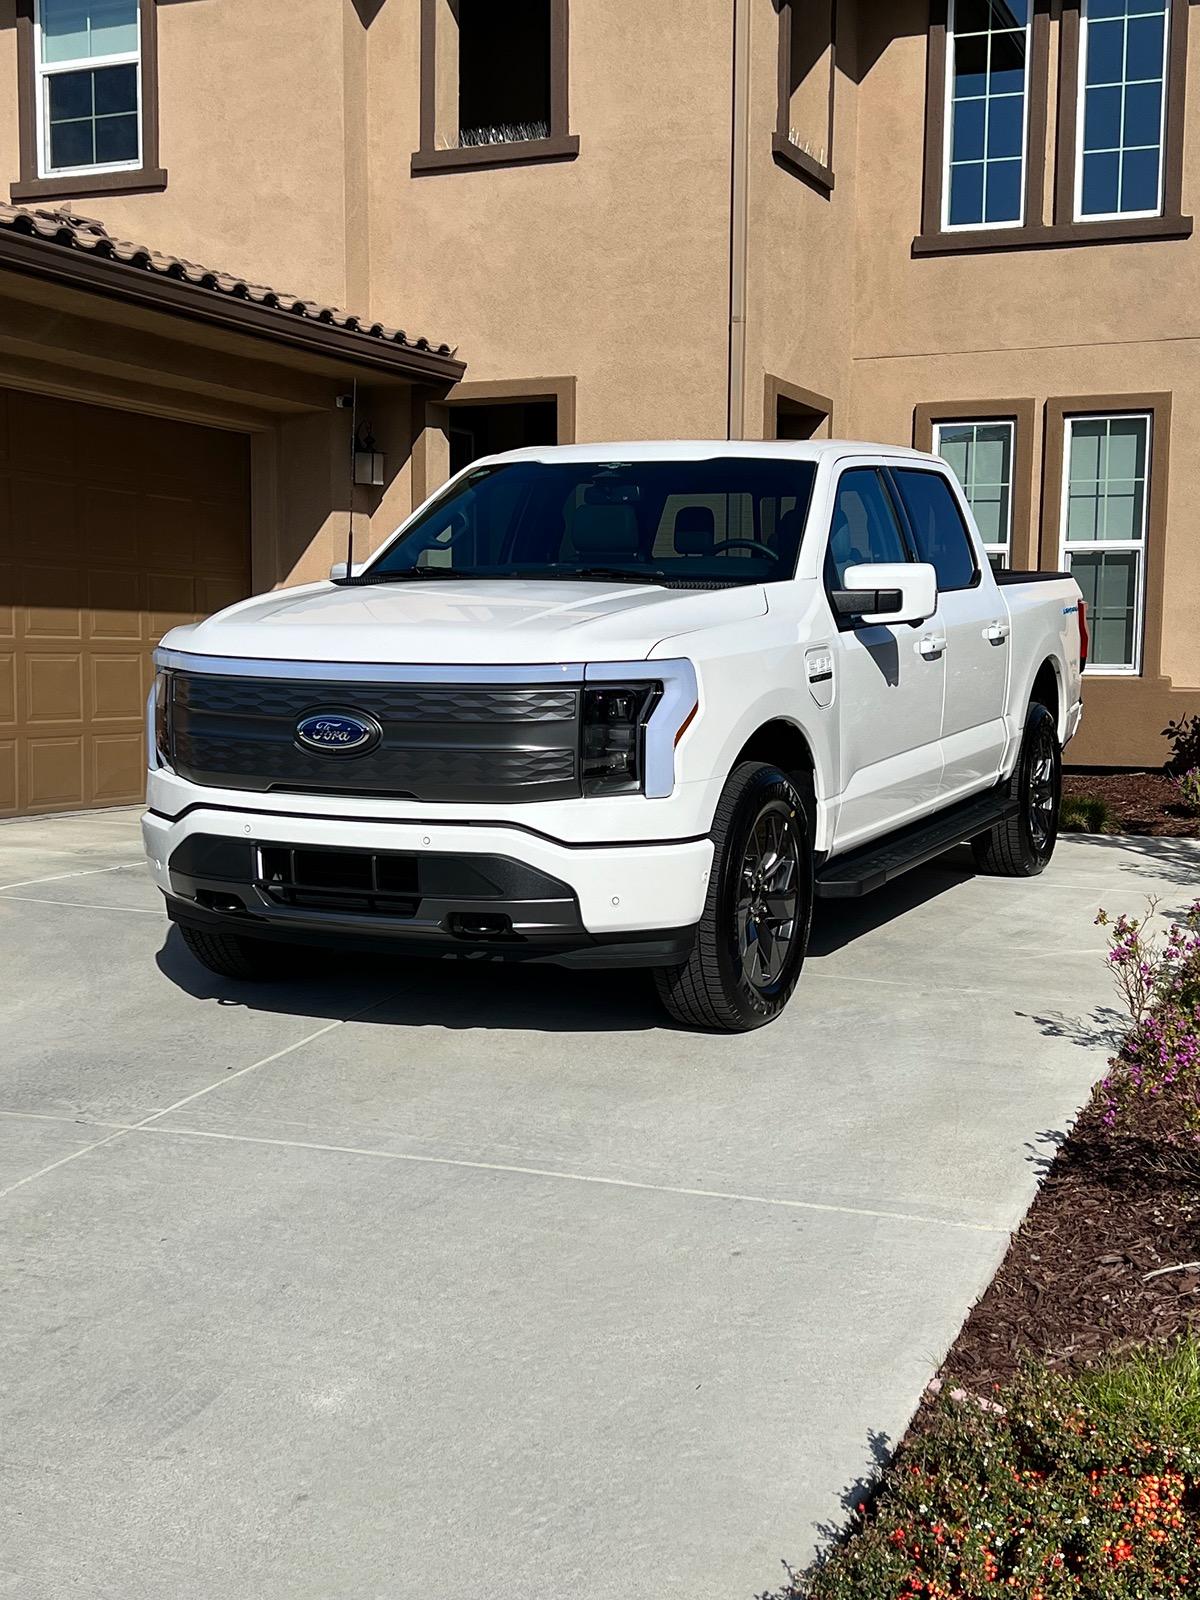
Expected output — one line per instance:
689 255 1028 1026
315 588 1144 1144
294 710 382 757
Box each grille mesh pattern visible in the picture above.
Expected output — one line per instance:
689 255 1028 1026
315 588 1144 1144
170 672 581 802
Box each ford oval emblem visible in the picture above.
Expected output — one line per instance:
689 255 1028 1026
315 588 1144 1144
295 710 381 757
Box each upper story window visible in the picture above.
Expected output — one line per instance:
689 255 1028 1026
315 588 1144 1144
412 0 578 175
1076 0 1170 219
934 419 1015 567
773 0 838 192
944 0 1033 229
11 0 164 203
36 0 141 176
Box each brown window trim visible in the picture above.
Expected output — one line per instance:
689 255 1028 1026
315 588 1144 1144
763 376 834 439
773 0 837 196
10 0 166 204
1053 0 1190 228
915 0 1192 255
411 0 578 178
914 399 1037 569
1040 392 1171 680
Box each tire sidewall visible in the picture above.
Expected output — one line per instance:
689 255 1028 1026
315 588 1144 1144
1017 703 1062 869
713 765 814 1026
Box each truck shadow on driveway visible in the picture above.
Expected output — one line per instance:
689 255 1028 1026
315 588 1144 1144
155 863 976 1033
155 926 666 1033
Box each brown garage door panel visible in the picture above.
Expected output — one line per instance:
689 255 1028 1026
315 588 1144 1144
0 388 251 818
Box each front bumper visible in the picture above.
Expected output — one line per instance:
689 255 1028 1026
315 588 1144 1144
143 802 713 970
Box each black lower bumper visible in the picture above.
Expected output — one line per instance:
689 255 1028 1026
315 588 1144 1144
164 833 695 970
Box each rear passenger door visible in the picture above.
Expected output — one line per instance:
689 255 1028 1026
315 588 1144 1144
889 466 1009 804
825 465 946 850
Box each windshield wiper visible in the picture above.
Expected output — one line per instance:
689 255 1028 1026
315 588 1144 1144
336 567 505 584
564 566 667 585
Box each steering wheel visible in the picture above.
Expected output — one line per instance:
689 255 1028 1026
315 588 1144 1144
708 538 780 560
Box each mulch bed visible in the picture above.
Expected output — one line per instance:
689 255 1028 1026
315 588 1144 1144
934 1090 1200 1395
1063 770 1199 837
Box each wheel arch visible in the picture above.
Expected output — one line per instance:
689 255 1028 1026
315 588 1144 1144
731 718 818 836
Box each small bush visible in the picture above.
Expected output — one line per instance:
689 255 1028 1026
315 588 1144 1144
783 1346 1200 1599
1061 794 1114 833
1163 713 1200 777
1173 768 1200 817
1096 899 1200 1138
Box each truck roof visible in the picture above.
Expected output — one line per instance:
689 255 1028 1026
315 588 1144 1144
461 439 942 468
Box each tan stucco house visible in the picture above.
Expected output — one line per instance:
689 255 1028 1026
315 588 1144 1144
0 0 1196 815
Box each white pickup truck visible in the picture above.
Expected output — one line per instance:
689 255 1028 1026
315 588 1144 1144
144 441 1085 1031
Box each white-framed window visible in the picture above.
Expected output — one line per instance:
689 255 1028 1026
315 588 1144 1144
943 0 1032 230
933 418 1015 568
1075 0 1170 220
34 0 142 179
1059 412 1151 674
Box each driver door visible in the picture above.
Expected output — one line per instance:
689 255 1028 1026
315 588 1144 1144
825 465 946 851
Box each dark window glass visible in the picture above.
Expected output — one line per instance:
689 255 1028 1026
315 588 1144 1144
989 28 1027 94
458 0 551 146
95 112 137 163
1084 84 1121 149
1086 19 1124 84
954 34 989 96
952 96 986 160
1120 146 1161 211
986 157 1023 218
891 470 978 591
1123 80 1162 147
47 68 92 119
1126 14 1166 80
949 161 985 225
825 470 909 588
1082 148 1120 213
368 459 820 586
94 62 136 115
49 115 93 168
987 94 1025 157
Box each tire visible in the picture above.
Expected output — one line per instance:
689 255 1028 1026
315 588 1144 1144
179 923 292 981
971 701 1061 878
653 762 814 1032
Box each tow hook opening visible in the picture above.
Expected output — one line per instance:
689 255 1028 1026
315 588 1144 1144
447 912 515 941
196 890 247 914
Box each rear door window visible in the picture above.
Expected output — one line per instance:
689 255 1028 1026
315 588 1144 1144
890 468 979 592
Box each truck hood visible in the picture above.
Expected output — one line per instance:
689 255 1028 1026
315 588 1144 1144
161 578 768 666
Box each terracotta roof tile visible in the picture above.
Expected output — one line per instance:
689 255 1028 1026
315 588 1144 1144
0 202 458 361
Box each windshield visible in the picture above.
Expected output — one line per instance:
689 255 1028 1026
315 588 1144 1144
362 457 818 586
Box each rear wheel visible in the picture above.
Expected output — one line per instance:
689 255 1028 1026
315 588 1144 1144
971 701 1061 877
179 924 293 981
653 762 814 1032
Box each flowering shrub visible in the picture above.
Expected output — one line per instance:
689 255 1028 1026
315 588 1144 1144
1174 769 1200 817
1163 714 1200 777
785 1349 1200 1599
1095 900 1200 1138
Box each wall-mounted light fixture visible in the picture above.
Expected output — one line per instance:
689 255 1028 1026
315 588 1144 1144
353 421 385 487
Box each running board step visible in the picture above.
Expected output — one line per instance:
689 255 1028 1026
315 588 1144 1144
815 792 1019 899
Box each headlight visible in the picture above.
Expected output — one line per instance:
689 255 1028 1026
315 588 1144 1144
581 683 661 795
152 670 174 768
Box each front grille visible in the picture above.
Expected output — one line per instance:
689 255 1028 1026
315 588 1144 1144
169 673 582 803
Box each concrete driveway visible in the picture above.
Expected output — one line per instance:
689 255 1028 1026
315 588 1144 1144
2 808 1196 1600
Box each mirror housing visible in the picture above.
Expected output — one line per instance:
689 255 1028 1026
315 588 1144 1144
834 562 937 626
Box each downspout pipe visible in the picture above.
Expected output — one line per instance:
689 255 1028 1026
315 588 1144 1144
727 0 751 441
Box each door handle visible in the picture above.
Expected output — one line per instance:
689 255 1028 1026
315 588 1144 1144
984 621 1011 644
917 635 948 658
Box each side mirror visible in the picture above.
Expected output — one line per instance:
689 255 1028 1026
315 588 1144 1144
833 562 937 626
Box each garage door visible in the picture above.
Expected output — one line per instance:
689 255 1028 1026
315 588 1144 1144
0 388 251 817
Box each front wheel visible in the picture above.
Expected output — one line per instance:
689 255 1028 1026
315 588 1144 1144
179 923 294 981
971 701 1061 877
653 762 814 1032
